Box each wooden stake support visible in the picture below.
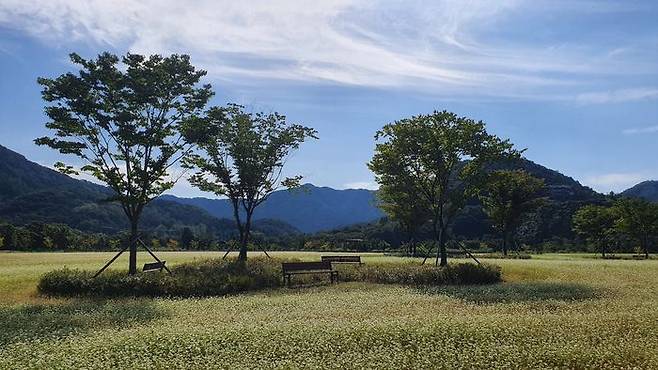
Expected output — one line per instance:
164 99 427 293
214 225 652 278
93 234 172 277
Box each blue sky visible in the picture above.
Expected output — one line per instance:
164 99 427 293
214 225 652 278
0 0 657 197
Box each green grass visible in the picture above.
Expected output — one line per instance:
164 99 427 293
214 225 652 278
1 251 658 369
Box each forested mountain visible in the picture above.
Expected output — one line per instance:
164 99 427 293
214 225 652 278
0 144 298 238
622 181 658 202
3 143 652 249
162 184 384 233
310 158 606 247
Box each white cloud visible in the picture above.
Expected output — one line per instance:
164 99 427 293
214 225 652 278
1 0 655 99
343 181 378 190
584 172 648 193
622 125 658 135
576 88 658 105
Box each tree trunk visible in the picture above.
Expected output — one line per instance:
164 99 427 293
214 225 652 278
406 234 415 257
435 226 448 267
238 211 253 261
502 231 508 256
128 219 138 275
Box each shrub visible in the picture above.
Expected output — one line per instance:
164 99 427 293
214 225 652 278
477 253 532 260
336 262 501 286
38 258 501 298
39 257 283 298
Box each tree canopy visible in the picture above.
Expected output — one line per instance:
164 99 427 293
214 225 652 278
35 52 213 274
377 181 431 256
369 110 519 266
184 104 317 260
479 170 545 255
613 197 658 258
572 204 617 257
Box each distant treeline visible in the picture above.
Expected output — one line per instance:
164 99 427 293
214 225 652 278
1 217 651 255
0 221 302 252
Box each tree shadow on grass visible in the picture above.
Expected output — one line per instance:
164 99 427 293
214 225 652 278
0 299 169 347
417 282 603 304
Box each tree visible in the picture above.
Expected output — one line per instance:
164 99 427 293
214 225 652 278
180 227 195 249
377 181 430 256
572 204 617 257
36 52 213 274
613 198 658 258
479 170 545 256
185 104 317 260
369 110 518 266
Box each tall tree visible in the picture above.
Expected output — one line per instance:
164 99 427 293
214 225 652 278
184 104 317 260
479 170 545 256
377 181 430 256
572 204 617 257
369 110 518 266
36 52 212 274
180 227 195 249
613 198 658 258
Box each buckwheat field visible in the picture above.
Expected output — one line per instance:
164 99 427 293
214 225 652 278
1 252 657 369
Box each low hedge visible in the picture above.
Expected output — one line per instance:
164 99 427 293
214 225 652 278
38 257 501 298
475 253 532 260
337 262 501 285
38 257 281 298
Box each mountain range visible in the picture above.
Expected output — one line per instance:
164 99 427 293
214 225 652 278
161 185 383 233
1 143 657 242
621 181 658 202
0 144 297 238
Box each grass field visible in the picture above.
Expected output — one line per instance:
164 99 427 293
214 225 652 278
1 252 658 369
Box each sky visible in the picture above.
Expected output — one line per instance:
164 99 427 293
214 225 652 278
0 0 657 198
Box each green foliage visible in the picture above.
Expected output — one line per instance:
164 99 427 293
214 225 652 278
0 222 112 251
38 257 499 298
185 104 317 260
180 227 195 249
369 110 519 266
36 52 212 209
376 181 431 256
479 170 545 255
338 262 501 285
572 204 617 257
35 51 213 273
38 257 283 298
613 197 658 258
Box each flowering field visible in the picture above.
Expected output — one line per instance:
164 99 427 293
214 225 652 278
1 252 658 369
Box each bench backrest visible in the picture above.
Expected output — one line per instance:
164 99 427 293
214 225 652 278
143 261 166 272
321 255 361 263
282 261 333 273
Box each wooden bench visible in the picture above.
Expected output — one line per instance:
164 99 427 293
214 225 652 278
321 255 363 264
282 261 338 286
143 261 167 272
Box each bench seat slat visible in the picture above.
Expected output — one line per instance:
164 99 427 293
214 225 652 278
282 261 337 286
143 261 166 272
321 256 362 264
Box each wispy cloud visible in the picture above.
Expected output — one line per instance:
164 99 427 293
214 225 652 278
584 172 648 193
622 125 658 135
576 88 658 105
343 181 378 190
0 0 656 99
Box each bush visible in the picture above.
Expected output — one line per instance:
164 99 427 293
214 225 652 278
337 262 501 286
38 258 501 298
477 253 532 260
39 257 283 298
